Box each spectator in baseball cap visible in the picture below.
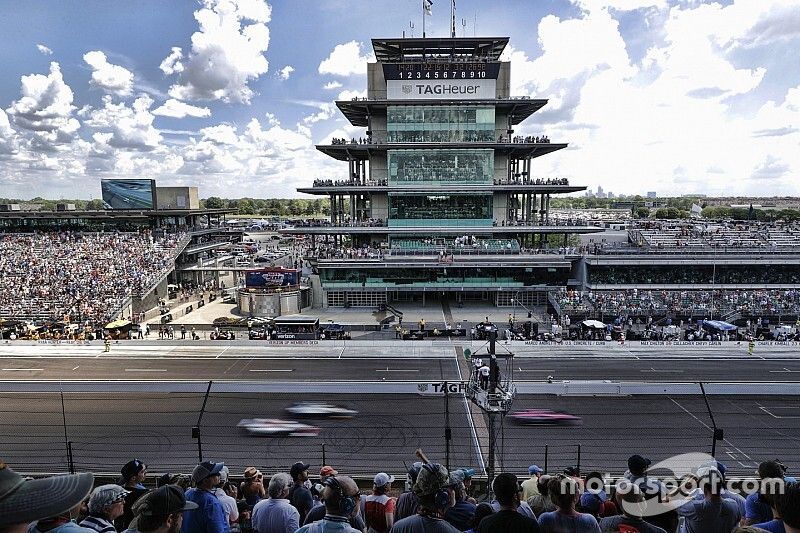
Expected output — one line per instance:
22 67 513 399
319 466 338 482
481 473 540 533
181 461 227 533
124 484 198 533
365 472 396 533
0 460 94 533
80 484 130 532
392 462 460 532
289 462 314 524
395 462 422 522
210 466 239 530
522 465 544 501
116 459 150 531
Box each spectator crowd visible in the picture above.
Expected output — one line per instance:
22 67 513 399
0 231 185 324
2 454 798 533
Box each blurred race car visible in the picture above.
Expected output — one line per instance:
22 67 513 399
237 418 320 437
508 409 582 426
285 402 358 419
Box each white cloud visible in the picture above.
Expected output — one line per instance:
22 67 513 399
572 0 666 11
36 44 53 55
323 81 342 90
152 98 211 118
0 109 20 155
163 0 272 104
83 51 135 96
278 65 294 80
159 47 184 75
318 41 373 76
6 62 80 150
337 88 367 101
84 95 162 151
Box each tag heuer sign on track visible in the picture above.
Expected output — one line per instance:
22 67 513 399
387 79 497 100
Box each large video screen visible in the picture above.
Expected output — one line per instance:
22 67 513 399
245 268 300 288
101 179 156 209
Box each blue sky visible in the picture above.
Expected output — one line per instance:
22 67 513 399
0 0 798 199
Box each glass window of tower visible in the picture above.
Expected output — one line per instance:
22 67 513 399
388 149 494 185
388 194 492 225
387 105 495 143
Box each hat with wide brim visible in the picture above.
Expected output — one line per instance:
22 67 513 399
0 469 94 527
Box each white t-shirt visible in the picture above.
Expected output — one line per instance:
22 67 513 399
212 487 240 525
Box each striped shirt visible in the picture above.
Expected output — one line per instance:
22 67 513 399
80 515 117 533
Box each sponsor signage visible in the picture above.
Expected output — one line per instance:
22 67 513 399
387 79 496 100
101 179 156 210
245 268 299 288
417 382 468 395
383 62 501 80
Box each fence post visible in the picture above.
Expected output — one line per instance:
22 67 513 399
699 382 723 457
322 443 326 466
60 387 73 473
576 444 581 476
544 445 548 474
194 381 214 462
444 381 451 472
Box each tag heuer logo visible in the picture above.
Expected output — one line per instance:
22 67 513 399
417 383 428 392
402 84 413 94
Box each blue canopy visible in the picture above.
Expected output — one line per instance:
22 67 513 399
701 320 738 331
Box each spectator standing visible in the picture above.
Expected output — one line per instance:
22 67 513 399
390 462 460 533
444 471 476 531
182 461 229 533
81 485 130 532
0 462 94 533
774 482 800 533
122 484 198 533
537 476 599 533
240 468 266 507
295 476 363 533
521 466 543 501
251 473 299 533
365 472 396 533
675 467 740 533
395 463 423 522
464 503 494 533
117 459 150 531
288 462 315 524
181 325 186 340
744 461 790 526
598 483 665 533
527 476 556 518
211 467 239 530
234 501 253 533
478 473 540 533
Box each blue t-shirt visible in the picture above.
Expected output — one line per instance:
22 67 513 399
182 488 229 533
745 492 773 523
538 511 600 533
444 500 477 531
754 519 786 533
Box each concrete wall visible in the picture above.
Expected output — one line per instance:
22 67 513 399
133 277 169 314
371 193 389 220
367 63 386 99
493 192 508 223
496 62 511 98
370 113 387 143
371 153 388 181
156 187 200 210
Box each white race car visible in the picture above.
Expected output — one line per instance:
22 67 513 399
237 418 320 437
285 402 358 419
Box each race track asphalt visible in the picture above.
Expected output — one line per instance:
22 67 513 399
2 391 797 478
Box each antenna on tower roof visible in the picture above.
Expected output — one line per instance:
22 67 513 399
409 20 415 38
450 0 456 38
461 17 466 37
473 12 477 37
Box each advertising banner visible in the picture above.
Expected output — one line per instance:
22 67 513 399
245 268 299 288
387 79 496 100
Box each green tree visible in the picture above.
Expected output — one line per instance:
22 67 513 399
634 206 650 219
204 196 225 209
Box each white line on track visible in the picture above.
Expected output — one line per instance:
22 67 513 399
72 366 80 371
375 368 419 372
248 369 294 372
768 368 800 373
216 346 230 359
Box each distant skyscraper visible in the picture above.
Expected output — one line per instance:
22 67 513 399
647 191 657 198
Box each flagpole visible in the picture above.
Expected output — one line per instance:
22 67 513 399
422 0 426 38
